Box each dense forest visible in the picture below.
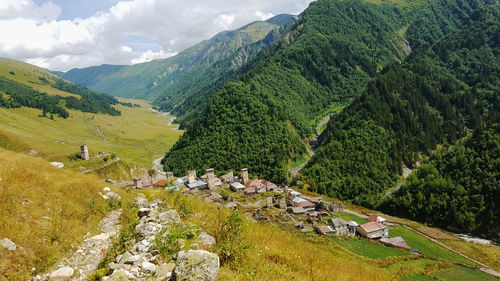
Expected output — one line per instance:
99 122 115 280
303 5 500 236
382 125 500 239
162 0 409 182
0 75 124 117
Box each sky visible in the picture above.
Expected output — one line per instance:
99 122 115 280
0 0 314 71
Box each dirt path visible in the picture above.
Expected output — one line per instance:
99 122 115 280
80 157 120 174
385 161 421 197
87 118 106 142
35 209 122 280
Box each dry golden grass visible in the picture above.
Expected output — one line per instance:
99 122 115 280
441 240 500 272
0 149 117 280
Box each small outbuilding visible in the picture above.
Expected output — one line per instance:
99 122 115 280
367 215 387 224
380 236 411 250
315 225 335 236
230 182 245 192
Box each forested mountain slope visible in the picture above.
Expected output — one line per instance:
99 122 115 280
58 15 296 104
303 5 500 237
162 0 409 182
0 58 127 118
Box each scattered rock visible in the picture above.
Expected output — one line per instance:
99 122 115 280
0 238 16 251
224 202 237 209
107 268 135 281
48 266 74 280
173 250 220 281
158 210 181 225
132 197 149 208
131 239 151 253
123 254 147 265
138 208 151 218
103 187 111 192
198 232 215 247
91 233 111 241
50 162 64 168
155 263 175 280
104 192 121 201
141 261 156 273
135 222 162 238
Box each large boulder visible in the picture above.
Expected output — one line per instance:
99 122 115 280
173 250 220 281
0 238 16 251
48 266 74 281
158 210 181 225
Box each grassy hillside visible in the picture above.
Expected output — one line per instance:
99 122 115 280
0 58 128 118
0 99 182 168
0 149 116 280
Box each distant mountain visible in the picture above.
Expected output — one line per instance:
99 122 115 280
0 58 127 118
57 14 297 106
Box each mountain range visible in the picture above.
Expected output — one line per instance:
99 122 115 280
55 0 500 239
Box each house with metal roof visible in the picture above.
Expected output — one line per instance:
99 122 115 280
356 222 389 239
230 182 245 192
329 218 350 236
187 181 208 189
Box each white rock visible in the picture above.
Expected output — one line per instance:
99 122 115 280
105 192 121 201
48 266 74 280
158 210 181 225
141 261 156 273
103 187 111 192
50 162 65 168
91 233 111 240
198 232 216 247
0 238 16 251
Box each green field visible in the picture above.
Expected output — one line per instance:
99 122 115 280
430 265 499 281
389 226 476 266
336 212 369 225
333 238 409 259
0 100 183 169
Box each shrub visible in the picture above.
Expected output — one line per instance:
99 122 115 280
155 223 201 257
213 211 248 267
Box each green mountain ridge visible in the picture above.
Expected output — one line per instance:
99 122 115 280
303 4 500 239
0 58 126 118
57 14 297 105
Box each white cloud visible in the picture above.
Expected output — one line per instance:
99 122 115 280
0 0 314 71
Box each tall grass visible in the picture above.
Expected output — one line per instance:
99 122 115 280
148 189 394 280
0 149 114 280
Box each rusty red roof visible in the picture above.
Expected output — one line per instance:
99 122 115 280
296 201 315 208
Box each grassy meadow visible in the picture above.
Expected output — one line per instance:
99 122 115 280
0 99 183 169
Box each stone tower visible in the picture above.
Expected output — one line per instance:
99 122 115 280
206 168 215 190
80 145 89 161
241 168 249 184
166 172 174 182
187 170 197 184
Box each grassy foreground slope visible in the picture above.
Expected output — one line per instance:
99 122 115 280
0 149 116 280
